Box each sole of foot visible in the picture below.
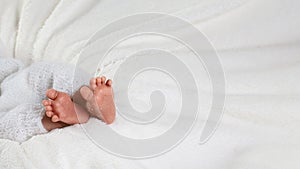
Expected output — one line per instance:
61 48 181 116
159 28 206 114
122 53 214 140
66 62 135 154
80 76 116 124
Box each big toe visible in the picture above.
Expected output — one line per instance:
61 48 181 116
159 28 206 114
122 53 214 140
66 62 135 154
46 89 58 100
90 78 97 90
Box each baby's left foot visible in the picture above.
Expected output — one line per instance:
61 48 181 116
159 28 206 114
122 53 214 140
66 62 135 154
42 89 79 124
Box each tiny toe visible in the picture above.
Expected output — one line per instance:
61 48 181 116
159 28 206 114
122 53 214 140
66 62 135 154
45 106 52 111
42 100 51 106
101 76 106 84
96 77 102 86
46 89 58 100
46 111 54 117
51 115 59 122
90 78 97 89
106 79 112 86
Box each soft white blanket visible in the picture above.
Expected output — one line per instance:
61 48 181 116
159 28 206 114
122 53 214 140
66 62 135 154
0 0 300 169
0 58 46 142
0 58 91 142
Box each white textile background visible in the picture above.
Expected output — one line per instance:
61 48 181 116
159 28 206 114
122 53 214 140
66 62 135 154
0 0 299 169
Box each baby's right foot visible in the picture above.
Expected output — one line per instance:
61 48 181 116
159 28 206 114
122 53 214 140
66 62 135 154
80 76 116 124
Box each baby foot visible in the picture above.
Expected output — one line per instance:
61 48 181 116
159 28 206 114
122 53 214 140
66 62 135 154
42 89 79 124
80 76 116 124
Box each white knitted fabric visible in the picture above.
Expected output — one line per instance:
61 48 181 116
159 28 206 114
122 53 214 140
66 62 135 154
0 58 89 142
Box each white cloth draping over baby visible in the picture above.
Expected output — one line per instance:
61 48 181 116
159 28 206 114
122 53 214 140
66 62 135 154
0 58 89 142
0 0 299 169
